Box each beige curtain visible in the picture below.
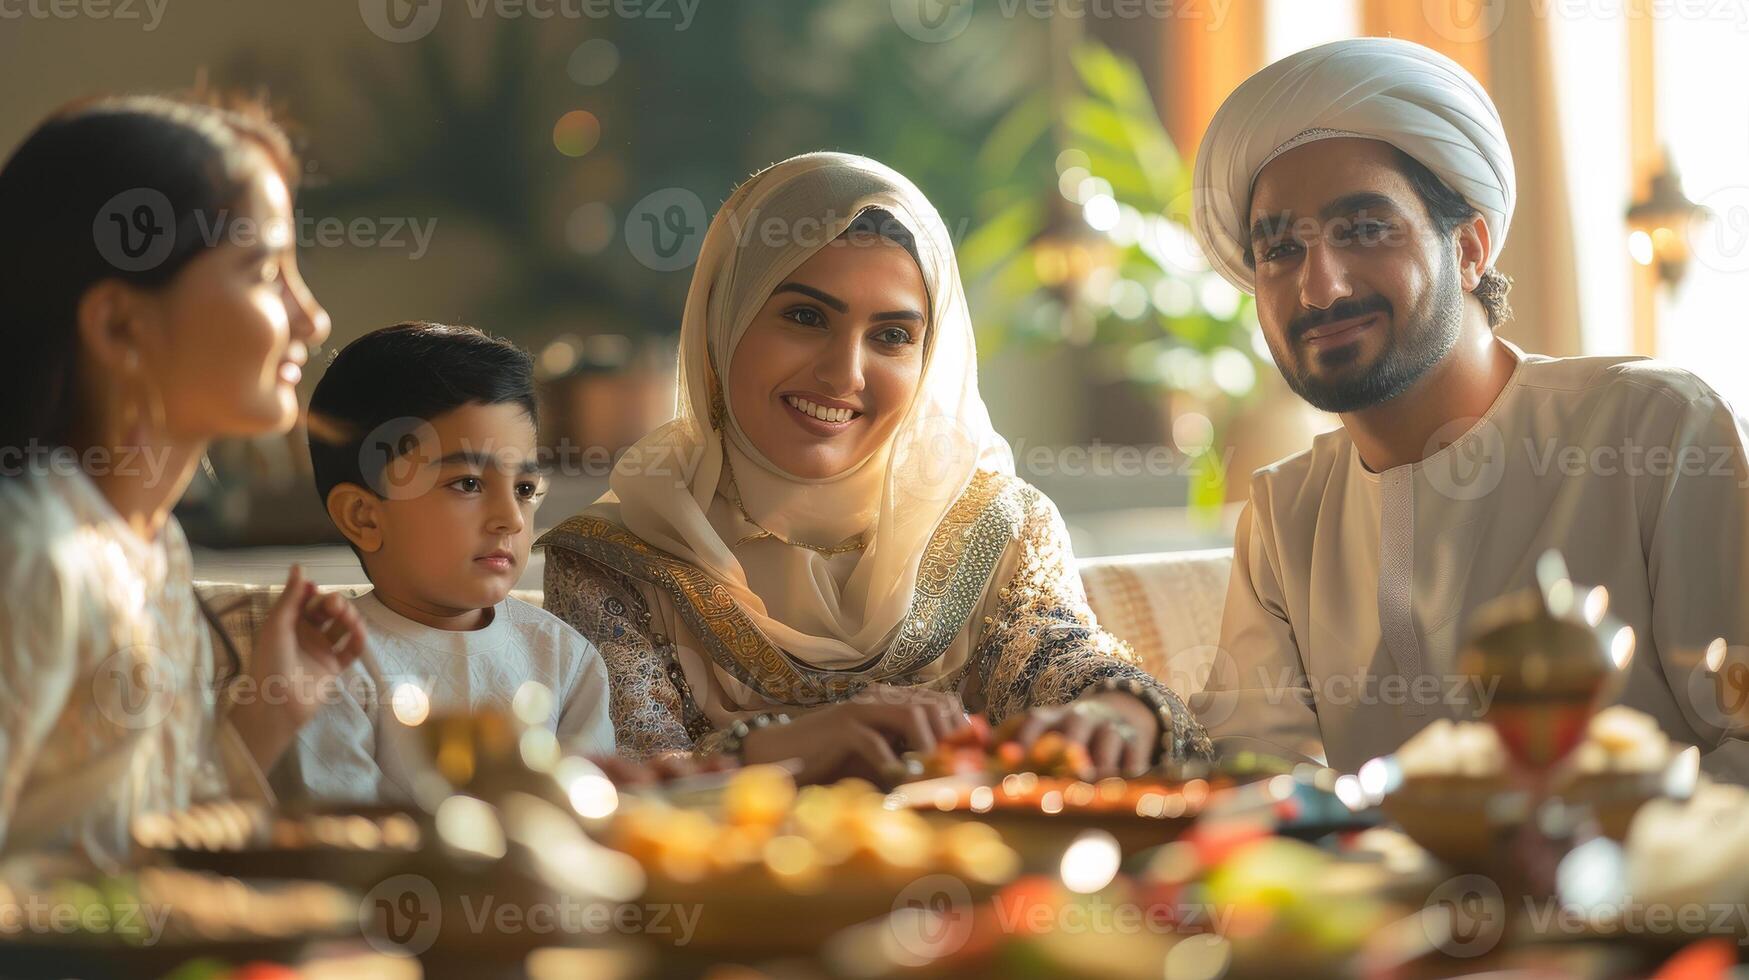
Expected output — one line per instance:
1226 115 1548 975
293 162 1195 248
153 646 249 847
1158 0 1265 161
1361 0 1492 87
1486 3 1584 355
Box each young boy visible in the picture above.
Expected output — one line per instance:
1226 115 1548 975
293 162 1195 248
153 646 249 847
286 321 614 804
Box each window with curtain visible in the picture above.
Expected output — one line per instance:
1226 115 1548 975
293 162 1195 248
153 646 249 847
1553 9 1749 408
1653 16 1749 410
1265 0 1358 60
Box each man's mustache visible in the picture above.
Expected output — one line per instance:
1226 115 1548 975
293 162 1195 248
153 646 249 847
1288 295 1392 343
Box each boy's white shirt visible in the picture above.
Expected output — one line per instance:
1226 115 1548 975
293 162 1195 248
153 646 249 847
288 590 615 805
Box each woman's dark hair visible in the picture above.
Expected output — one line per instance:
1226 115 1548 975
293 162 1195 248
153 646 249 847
0 91 299 683
0 91 297 453
843 207 922 268
1391 147 1514 328
306 321 538 510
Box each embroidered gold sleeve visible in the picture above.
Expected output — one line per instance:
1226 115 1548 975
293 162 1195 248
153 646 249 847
974 488 1213 762
541 548 714 761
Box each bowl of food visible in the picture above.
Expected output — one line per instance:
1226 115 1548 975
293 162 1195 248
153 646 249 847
602 766 1021 955
1560 706 1698 839
1376 708 1695 869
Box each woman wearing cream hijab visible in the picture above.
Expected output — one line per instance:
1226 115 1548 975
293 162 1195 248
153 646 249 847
539 152 1207 783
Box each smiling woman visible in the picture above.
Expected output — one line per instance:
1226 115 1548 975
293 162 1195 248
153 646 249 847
537 152 1209 785
0 93 365 863
727 210 927 486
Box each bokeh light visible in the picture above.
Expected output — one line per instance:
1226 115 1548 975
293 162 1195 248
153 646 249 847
553 110 602 158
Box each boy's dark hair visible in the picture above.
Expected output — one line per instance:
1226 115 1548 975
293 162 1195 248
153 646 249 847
307 321 538 508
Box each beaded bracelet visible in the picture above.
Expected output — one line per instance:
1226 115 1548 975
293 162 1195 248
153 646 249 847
717 711 793 758
1086 675 1181 765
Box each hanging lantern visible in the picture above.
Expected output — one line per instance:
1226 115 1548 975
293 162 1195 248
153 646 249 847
1626 148 1708 287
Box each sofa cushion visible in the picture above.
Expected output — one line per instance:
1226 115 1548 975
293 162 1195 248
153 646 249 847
1078 550 1230 695
195 550 1232 695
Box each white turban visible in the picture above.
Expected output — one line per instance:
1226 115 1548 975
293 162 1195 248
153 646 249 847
1191 37 1515 294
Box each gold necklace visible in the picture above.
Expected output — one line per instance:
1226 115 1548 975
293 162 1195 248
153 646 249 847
721 449 867 557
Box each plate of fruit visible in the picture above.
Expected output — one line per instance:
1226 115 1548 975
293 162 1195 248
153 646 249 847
885 715 1222 864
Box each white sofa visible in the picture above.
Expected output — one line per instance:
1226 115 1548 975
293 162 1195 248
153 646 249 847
196 549 1233 697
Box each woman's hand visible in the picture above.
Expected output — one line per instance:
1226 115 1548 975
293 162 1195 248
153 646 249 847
739 684 969 786
1001 690 1162 779
227 566 367 771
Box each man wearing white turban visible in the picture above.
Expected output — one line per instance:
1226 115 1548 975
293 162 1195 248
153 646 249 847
1189 38 1749 778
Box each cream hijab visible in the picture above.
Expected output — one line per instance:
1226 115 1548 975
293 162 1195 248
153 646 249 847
587 152 1013 669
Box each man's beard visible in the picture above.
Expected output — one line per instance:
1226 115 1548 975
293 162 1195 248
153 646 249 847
1274 250 1465 414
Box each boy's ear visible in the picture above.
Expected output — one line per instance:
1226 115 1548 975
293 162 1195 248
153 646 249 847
327 483 385 553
